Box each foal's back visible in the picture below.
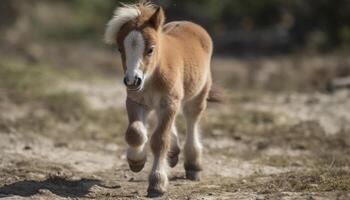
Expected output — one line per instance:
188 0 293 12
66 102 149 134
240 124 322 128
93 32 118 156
162 21 213 99
163 21 213 54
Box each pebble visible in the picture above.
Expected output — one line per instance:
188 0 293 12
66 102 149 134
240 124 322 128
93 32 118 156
23 145 31 150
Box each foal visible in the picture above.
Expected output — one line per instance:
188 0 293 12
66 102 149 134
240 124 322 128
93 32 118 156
105 2 219 197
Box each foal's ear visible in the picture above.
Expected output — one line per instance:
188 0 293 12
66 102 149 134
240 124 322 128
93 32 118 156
149 7 165 30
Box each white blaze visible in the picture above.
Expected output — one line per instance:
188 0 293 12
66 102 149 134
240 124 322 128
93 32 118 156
124 31 145 84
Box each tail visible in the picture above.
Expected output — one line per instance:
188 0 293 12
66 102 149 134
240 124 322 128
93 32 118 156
207 85 226 103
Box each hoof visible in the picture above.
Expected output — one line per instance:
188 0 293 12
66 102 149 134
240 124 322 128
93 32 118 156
167 152 179 168
186 170 201 181
168 155 179 168
168 146 180 168
128 159 146 173
147 188 165 198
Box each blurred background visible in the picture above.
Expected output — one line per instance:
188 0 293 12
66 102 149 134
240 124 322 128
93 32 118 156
2 0 350 53
1 0 350 91
1 0 350 199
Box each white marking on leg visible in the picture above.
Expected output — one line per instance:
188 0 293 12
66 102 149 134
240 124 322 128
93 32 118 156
149 154 169 191
127 121 148 161
127 144 146 161
184 111 203 174
171 123 178 136
185 119 203 155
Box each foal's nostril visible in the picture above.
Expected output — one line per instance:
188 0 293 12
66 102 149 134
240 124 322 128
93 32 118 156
135 77 142 87
123 74 143 90
123 76 129 86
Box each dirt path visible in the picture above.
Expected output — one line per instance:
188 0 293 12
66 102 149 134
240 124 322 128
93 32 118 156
1 77 350 200
0 131 292 200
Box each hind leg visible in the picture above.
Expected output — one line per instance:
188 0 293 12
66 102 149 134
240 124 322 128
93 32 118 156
183 83 210 181
167 122 181 168
125 98 149 172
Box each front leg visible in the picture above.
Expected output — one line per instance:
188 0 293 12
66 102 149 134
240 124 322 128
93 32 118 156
125 98 149 172
147 98 179 197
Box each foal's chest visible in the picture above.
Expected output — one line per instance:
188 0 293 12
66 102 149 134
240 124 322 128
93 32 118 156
127 90 162 110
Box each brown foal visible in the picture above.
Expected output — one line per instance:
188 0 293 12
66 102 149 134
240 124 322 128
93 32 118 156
105 1 219 197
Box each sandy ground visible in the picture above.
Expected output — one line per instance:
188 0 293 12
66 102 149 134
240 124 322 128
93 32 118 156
1 58 350 199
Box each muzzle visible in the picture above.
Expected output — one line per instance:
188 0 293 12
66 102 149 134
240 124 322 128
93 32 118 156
123 72 144 91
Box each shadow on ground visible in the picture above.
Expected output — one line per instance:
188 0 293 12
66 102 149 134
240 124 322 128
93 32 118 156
0 176 118 198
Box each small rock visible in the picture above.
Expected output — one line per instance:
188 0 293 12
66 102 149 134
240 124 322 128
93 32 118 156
233 135 242 140
54 142 67 148
292 143 306 150
23 145 31 150
38 189 52 195
256 141 269 150
306 97 319 105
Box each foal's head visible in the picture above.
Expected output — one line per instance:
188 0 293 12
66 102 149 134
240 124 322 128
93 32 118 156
105 2 165 91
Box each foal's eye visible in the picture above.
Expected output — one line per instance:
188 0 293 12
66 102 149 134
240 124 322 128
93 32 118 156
147 46 154 56
117 48 121 53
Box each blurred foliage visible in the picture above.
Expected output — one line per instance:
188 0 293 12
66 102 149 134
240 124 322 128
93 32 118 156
0 0 19 29
1 0 349 53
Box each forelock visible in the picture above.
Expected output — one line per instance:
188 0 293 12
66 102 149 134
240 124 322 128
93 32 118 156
104 5 141 44
104 1 157 45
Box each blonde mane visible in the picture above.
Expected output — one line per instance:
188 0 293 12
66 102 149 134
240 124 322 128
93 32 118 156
104 1 155 44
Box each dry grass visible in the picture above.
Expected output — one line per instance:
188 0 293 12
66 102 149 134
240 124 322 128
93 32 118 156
236 168 350 194
0 56 126 143
0 58 55 104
